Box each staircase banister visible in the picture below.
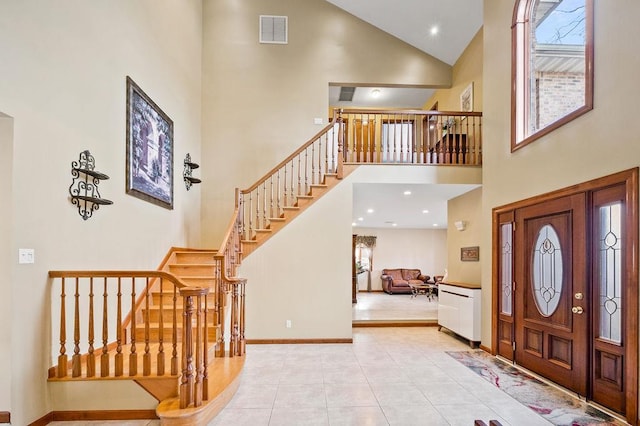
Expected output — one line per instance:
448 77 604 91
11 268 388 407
48 270 191 289
240 114 338 194
336 107 483 117
215 190 241 259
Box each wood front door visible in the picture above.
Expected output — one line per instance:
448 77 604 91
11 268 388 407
515 194 588 394
494 169 639 423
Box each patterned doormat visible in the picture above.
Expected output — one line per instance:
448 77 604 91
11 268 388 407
447 351 625 426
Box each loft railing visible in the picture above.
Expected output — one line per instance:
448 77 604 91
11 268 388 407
48 270 211 409
338 108 482 165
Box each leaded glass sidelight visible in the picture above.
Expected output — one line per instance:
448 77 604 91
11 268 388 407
500 223 513 315
532 224 563 317
598 203 622 344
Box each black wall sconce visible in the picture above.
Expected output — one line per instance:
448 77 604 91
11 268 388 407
69 150 113 220
183 153 201 190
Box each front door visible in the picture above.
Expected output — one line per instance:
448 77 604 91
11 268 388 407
514 194 588 395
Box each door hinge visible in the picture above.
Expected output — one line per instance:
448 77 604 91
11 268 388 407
512 341 516 351
512 221 516 231
512 281 516 292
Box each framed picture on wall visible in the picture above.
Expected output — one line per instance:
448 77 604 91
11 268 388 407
461 246 479 261
460 82 474 112
125 76 174 210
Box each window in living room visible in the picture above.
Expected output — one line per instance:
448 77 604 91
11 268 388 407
511 0 593 150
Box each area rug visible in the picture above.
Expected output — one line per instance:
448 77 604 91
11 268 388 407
447 351 624 426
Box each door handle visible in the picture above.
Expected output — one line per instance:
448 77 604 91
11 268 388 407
574 292 584 300
572 306 584 314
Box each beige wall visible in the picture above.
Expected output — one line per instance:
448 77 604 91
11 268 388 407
424 28 483 111
481 0 640 347
0 1 203 423
0 115 13 412
201 0 453 247
355 227 447 291
447 187 482 284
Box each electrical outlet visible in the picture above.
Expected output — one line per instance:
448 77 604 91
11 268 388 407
18 248 35 264
286 319 292 328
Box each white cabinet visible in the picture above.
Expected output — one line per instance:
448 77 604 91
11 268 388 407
438 283 481 347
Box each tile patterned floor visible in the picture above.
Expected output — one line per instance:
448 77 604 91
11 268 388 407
352 291 438 321
49 328 558 426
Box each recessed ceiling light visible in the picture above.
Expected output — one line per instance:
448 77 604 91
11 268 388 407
433 223 439 227
367 208 374 213
352 222 357 226
392 223 398 227
403 190 411 195
358 217 364 221
422 209 429 214
371 89 381 98
430 26 439 36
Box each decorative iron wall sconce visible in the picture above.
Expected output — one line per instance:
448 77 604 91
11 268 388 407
183 153 201 190
69 150 113 220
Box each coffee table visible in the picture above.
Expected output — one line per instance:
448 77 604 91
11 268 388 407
408 282 437 300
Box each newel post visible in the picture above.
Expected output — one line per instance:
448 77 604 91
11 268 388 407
337 108 344 179
179 286 209 409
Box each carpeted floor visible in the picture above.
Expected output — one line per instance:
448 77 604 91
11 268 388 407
447 350 626 426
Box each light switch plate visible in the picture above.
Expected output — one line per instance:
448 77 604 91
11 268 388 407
313 117 323 125
18 248 34 264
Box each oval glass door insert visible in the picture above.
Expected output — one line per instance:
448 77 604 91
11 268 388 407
532 224 563 317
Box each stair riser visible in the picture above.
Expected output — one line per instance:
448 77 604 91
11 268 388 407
173 251 216 264
151 292 217 305
133 327 219 342
143 307 220 323
168 264 216 276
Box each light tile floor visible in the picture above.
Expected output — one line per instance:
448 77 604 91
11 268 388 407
49 327 557 426
353 292 438 321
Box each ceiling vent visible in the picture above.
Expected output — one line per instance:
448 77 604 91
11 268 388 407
260 15 288 44
339 86 356 102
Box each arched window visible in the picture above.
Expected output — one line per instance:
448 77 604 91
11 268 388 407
511 0 594 150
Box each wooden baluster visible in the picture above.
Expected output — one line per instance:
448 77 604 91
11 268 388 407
57 278 68 378
87 277 95 377
283 165 288 207
157 277 165 376
478 117 483 165
247 192 253 240
194 293 203 406
304 147 309 195
317 136 323 184
171 284 179 375
276 169 281 218
311 142 316 185
115 277 123 377
269 175 274 220
297 153 302 196
129 279 137 376
263 182 268 229
255 188 260 234
289 161 295 204
72 278 81 377
143 277 151 376
202 293 209 400
101 277 109 377
217 265 226 358
324 130 329 178
180 293 195 408
337 112 344 178
239 280 246 355
230 283 237 357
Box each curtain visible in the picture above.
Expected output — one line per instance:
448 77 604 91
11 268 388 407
355 235 376 291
